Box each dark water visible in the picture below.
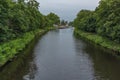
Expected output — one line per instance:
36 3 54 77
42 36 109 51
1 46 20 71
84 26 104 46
0 28 120 80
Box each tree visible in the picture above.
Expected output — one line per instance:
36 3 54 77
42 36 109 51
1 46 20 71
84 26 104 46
47 12 60 25
27 0 39 9
0 0 60 43
74 0 120 43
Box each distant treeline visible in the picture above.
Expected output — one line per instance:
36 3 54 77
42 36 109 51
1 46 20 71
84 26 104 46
0 0 60 43
74 0 120 43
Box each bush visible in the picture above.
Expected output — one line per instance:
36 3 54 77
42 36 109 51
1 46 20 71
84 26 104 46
74 29 120 54
0 29 44 66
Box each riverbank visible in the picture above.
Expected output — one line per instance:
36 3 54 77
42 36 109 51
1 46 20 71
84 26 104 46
74 29 120 56
0 28 50 67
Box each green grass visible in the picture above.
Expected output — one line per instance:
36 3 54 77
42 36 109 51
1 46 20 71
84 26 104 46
74 29 120 55
0 29 45 66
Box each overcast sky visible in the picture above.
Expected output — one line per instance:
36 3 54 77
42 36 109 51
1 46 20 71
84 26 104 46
37 0 100 21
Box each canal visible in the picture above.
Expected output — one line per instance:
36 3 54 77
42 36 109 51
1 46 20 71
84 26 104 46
0 28 120 80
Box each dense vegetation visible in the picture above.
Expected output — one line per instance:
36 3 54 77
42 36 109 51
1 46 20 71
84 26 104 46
74 0 120 43
60 20 68 25
0 0 60 66
0 29 45 66
47 12 60 26
0 0 60 43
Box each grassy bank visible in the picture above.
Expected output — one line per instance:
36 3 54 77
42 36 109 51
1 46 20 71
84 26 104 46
0 29 46 80
74 29 120 56
0 29 47 67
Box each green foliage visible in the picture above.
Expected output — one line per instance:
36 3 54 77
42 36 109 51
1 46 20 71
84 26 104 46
95 0 120 42
74 10 97 33
74 29 120 54
0 0 60 66
60 20 68 25
0 0 59 43
47 12 60 25
0 29 45 66
68 21 73 26
74 0 120 43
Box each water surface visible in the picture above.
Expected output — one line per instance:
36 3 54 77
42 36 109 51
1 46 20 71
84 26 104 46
0 28 120 80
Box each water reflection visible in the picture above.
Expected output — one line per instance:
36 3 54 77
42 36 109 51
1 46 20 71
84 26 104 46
23 62 37 80
30 28 96 80
0 35 39 80
0 28 120 80
83 40 120 80
74 38 96 80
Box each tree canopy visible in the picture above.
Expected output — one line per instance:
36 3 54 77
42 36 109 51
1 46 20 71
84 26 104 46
74 0 120 43
0 0 60 43
47 12 60 25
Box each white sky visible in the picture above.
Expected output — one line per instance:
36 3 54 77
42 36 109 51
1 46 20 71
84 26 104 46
37 0 100 21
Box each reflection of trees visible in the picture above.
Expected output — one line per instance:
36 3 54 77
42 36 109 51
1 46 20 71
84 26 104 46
83 41 120 80
0 37 38 80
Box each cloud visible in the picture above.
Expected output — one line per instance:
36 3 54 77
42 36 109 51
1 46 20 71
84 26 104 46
37 0 100 21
